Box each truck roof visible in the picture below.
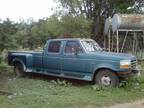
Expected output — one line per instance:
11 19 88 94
48 38 93 41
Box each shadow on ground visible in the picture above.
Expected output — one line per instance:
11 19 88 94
0 71 93 86
28 72 93 86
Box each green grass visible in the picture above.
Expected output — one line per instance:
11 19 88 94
0 71 144 108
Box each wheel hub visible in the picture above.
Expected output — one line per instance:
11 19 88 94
101 76 111 86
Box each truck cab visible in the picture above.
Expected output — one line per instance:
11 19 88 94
8 38 138 86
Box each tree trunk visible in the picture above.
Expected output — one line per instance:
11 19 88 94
91 16 104 46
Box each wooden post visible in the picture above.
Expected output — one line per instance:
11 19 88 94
104 34 106 51
116 30 119 53
132 32 135 54
112 33 114 52
121 31 128 52
108 30 111 52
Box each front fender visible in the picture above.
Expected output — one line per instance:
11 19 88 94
92 62 130 80
94 63 120 72
92 62 128 77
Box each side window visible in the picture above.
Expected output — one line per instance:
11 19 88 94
48 41 61 53
65 41 83 53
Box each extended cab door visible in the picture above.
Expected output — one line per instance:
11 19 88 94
62 40 87 78
43 40 62 75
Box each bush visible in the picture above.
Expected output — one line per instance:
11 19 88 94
0 63 8 73
0 52 12 73
0 55 2 64
50 79 72 87
118 76 144 91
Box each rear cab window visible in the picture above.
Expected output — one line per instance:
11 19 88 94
64 41 83 54
48 41 61 53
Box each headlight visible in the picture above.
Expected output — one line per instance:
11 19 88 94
120 60 131 69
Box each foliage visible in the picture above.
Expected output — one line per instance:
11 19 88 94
0 73 144 108
0 63 9 73
0 52 12 73
50 79 72 87
14 15 91 49
0 0 143 52
56 0 135 42
0 0 142 52
128 1 144 14
0 18 18 52
60 15 91 38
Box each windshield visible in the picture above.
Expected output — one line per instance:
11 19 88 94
81 40 102 52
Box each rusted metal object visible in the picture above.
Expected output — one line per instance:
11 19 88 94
112 14 144 32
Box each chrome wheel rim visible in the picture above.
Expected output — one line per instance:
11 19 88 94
101 76 111 86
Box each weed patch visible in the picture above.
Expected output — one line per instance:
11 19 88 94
50 79 72 87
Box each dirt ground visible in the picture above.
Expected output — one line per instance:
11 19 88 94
106 99 144 108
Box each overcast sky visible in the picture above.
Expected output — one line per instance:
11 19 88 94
0 0 57 22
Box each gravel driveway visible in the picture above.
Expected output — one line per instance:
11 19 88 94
106 99 144 108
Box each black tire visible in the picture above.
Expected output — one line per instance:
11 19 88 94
14 63 25 77
95 69 119 87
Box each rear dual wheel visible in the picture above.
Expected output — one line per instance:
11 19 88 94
95 69 119 87
14 63 25 77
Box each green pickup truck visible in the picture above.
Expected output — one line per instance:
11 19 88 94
7 38 138 86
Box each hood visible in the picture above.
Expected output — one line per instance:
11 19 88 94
88 51 136 61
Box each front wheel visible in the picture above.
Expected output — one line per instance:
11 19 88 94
14 63 25 77
95 69 119 87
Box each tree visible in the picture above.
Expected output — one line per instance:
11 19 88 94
0 18 18 52
128 0 144 14
15 19 39 49
30 15 91 49
56 0 135 43
60 15 91 38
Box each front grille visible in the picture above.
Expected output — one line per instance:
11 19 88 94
131 60 137 69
